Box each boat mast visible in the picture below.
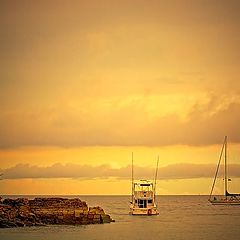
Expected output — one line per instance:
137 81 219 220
131 152 134 204
209 136 225 200
224 136 228 199
154 156 159 200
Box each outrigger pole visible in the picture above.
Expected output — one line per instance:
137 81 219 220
154 156 159 199
224 136 228 199
131 152 134 204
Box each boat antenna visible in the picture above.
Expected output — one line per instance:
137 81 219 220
131 152 134 203
224 136 228 199
154 156 159 197
209 136 226 200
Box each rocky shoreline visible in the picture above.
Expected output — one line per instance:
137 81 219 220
0 197 114 228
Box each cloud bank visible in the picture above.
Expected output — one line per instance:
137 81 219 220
1 94 240 148
1 1 240 148
1 163 240 180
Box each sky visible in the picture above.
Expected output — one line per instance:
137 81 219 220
0 0 240 195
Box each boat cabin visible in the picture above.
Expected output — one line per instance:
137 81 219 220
130 180 159 215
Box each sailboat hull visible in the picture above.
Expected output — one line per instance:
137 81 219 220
209 199 240 205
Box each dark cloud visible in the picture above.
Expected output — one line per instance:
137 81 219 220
1 163 240 180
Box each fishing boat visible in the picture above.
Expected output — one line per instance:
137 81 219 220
208 136 240 205
129 154 159 215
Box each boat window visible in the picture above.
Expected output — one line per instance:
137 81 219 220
138 199 147 208
135 200 137 203
138 199 144 208
148 199 153 204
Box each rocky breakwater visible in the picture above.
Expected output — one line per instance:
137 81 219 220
0 197 114 228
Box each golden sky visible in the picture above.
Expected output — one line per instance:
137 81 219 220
0 0 240 194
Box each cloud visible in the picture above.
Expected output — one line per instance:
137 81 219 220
1 1 240 149
1 163 240 180
1 94 240 148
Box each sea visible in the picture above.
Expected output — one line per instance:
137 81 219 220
0 195 240 240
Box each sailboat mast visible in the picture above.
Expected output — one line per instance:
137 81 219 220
209 136 225 200
131 152 134 203
224 136 228 199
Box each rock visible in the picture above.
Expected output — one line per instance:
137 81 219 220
2 198 29 207
89 206 105 215
0 197 114 228
15 220 25 227
0 218 17 228
35 222 47 227
100 214 114 223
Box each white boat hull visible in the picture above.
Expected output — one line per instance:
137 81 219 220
130 207 159 215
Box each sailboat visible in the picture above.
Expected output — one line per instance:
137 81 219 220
209 136 240 205
129 153 159 215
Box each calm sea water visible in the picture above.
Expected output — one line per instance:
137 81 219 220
0 195 240 240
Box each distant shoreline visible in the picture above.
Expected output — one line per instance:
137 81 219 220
0 194 215 197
